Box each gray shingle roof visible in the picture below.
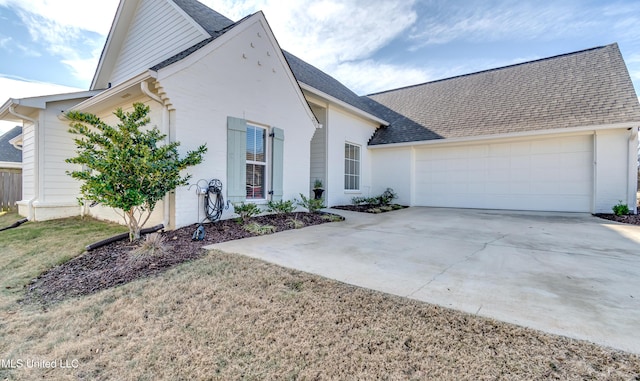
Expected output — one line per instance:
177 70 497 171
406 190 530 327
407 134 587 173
171 0 234 35
281 52 381 118
367 44 640 145
0 126 22 163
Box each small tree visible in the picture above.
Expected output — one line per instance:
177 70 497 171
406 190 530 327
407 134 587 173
66 102 207 241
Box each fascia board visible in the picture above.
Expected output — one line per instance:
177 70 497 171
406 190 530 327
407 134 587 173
369 121 640 149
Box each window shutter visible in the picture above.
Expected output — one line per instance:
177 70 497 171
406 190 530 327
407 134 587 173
270 127 284 201
227 116 247 203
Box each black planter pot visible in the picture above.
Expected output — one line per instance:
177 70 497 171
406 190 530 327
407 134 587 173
313 188 325 200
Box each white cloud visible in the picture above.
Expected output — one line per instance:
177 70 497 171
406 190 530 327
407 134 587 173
0 0 119 36
0 0 118 84
330 60 432 95
0 75 83 134
201 0 421 95
408 2 595 48
202 0 417 70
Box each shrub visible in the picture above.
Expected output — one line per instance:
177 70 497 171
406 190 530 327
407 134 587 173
378 188 398 206
351 196 377 205
266 199 295 214
321 213 344 222
244 222 276 235
351 188 398 206
233 202 261 221
612 201 630 216
130 233 167 258
66 102 206 241
286 218 305 229
297 193 325 213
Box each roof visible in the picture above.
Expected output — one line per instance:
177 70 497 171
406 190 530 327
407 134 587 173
0 90 103 123
172 0 235 35
0 126 22 163
367 43 640 145
282 51 382 119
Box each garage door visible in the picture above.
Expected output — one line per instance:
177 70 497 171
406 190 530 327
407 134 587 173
414 135 593 212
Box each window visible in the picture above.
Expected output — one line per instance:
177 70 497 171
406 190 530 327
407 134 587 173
246 124 267 199
344 142 360 190
227 116 283 203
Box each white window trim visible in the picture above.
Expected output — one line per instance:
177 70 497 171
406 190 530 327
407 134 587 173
246 122 269 202
344 141 361 191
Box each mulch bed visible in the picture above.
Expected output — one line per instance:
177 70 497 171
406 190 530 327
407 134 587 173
23 212 341 306
594 213 640 225
332 204 408 213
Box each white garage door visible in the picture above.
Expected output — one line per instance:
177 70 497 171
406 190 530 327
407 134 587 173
414 135 593 212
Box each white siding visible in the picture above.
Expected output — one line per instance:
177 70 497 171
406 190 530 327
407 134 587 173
594 129 632 213
109 0 207 86
309 103 327 194
41 99 87 204
324 106 377 206
158 18 316 228
371 147 413 206
20 121 36 201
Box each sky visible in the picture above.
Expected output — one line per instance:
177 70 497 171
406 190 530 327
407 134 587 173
1 0 639 135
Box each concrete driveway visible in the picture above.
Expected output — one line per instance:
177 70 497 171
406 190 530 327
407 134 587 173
207 207 640 354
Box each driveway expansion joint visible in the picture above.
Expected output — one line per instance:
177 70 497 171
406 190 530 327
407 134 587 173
406 234 508 298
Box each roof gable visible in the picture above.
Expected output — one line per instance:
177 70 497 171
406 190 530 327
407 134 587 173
152 11 319 130
92 0 229 90
368 43 640 145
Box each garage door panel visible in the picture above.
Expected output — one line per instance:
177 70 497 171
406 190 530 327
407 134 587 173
414 135 593 212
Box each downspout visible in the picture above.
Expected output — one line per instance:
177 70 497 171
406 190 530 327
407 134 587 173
9 105 38 220
592 131 598 214
141 81 171 228
628 127 639 213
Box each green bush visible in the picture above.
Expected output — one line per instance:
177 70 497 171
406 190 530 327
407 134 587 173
378 188 398 206
266 199 295 214
233 202 261 220
297 193 325 213
66 102 206 241
612 201 630 216
351 188 398 206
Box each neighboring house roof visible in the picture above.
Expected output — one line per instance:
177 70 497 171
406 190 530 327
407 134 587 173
0 90 104 123
367 44 640 145
0 126 22 163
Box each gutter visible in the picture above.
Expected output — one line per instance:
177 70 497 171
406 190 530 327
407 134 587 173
8 104 38 220
369 121 640 150
628 127 639 213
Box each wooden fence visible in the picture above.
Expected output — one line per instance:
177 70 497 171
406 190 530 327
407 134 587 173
1 169 22 211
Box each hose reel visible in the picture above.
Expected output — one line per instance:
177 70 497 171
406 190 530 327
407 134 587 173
190 178 228 241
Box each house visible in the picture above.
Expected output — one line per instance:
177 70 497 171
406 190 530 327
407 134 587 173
365 44 640 213
0 0 639 229
0 126 23 211
0 126 22 169
0 91 105 220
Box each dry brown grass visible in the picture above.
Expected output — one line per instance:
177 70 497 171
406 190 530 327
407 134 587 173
1 214 639 380
0 212 126 311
